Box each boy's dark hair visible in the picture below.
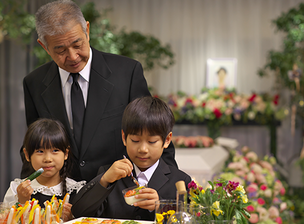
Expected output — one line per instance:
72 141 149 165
122 96 175 145
23 118 71 195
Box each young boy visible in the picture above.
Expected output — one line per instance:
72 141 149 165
71 96 191 221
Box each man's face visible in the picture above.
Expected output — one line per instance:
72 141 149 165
38 22 90 73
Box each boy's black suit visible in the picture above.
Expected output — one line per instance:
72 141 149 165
21 47 177 182
71 158 191 221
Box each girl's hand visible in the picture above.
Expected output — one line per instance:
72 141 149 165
133 187 159 211
62 203 73 222
16 180 33 204
100 158 133 187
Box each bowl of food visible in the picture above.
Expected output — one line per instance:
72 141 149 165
122 185 146 205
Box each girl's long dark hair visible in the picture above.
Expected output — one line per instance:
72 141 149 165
23 118 72 196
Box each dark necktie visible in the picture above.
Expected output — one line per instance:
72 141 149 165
71 73 85 149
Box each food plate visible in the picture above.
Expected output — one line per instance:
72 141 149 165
64 217 155 224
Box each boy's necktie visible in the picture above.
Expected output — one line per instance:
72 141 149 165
71 73 85 150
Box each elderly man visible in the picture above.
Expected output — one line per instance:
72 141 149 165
21 0 177 182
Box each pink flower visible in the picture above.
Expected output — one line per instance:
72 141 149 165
247 183 258 193
255 173 267 184
246 172 256 182
260 184 267 191
241 146 250 153
268 206 279 219
188 180 198 189
246 152 258 162
280 187 286 196
247 205 255 212
275 216 282 224
259 161 273 172
248 213 259 223
280 202 287 211
257 198 265 205
273 197 280 204
233 113 241 121
235 170 246 177
257 207 269 221
228 162 244 170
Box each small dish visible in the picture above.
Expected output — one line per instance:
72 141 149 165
122 185 146 206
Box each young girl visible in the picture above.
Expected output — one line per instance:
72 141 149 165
3 118 86 221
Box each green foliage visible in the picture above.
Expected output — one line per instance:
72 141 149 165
81 2 175 71
0 0 35 44
259 3 304 120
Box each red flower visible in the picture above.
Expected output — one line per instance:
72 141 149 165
260 184 267 191
202 102 206 107
243 157 249 163
213 108 222 118
248 93 257 102
246 205 255 212
273 94 279 105
275 217 282 224
185 98 193 105
257 198 265 205
280 187 286 196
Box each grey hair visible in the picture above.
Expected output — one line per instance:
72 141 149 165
35 0 87 47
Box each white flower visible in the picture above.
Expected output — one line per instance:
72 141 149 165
248 111 256 120
264 189 272 197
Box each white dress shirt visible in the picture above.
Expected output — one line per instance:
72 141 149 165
134 160 159 187
59 48 92 129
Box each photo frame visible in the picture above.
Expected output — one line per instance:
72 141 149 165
206 58 238 89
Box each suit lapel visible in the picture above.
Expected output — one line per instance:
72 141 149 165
80 48 114 158
148 159 171 191
41 62 79 158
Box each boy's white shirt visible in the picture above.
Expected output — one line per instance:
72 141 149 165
3 177 86 206
134 159 159 186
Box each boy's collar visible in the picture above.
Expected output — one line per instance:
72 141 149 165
134 160 160 182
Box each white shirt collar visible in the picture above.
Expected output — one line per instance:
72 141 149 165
59 47 92 86
134 160 159 182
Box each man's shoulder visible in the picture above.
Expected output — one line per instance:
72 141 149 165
25 61 56 81
92 48 139 65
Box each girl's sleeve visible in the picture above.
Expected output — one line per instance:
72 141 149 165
3 179 22 206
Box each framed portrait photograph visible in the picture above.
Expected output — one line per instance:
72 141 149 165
206 58 238 89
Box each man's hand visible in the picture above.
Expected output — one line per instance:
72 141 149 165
100 158 133 187
133 187 159 211
17 180 33 204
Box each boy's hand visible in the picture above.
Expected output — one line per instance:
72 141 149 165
133 187 159 211
62 203 73 221
17 180 33 204
100 158 133 187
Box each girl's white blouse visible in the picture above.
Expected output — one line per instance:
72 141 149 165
3 177 86 206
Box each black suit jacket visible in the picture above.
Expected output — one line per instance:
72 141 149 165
21 47 177 181
71 158 191 221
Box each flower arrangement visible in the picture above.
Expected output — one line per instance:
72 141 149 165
171 136 214 148
218 146 294 224
188 179 251 224
161 88 287 139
